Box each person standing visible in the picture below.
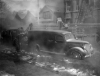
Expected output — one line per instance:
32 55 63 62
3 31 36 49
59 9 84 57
57 18 64 30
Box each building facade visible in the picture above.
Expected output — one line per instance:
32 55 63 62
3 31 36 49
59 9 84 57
38 4 64 30
64 0 81 24
64 0 99 44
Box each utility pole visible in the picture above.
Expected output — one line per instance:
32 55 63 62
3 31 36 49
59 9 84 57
37 0 39 25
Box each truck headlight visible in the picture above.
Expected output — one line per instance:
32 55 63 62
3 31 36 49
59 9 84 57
84 43 93 52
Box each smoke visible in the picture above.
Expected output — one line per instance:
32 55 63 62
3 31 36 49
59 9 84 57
1 0 45 29
2 0 45 17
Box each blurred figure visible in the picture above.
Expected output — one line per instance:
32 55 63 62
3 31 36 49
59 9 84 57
63 23 69 30
28 23 33 31
18 27 24 34
57 18 65 30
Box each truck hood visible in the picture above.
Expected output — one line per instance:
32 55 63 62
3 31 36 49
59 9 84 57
66 39 89 44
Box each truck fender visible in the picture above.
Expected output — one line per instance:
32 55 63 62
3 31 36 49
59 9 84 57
71 47 85 53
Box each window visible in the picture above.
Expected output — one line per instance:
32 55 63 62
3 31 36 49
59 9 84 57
65 33 75 40
76 0 79 10
43 11 52 19
55 35 64 42
65 13 71 18
66 0 72 11
66 1 71 6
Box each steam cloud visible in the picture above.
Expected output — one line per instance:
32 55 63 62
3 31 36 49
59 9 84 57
1 0 45 29
2 0 45 17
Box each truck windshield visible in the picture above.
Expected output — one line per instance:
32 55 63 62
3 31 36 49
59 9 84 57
64 33 75 40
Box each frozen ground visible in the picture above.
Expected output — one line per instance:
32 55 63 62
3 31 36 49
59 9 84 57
0 51 100 76
0 41 100 76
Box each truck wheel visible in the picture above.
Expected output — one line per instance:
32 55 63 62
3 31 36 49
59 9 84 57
68 49 83 60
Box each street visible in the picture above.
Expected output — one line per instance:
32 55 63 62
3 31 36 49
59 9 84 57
0 0 100 76
0 50 100 76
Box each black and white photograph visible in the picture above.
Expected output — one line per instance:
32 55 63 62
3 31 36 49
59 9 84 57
0 0 100 76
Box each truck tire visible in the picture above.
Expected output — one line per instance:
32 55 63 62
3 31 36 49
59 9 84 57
68 49 83 60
